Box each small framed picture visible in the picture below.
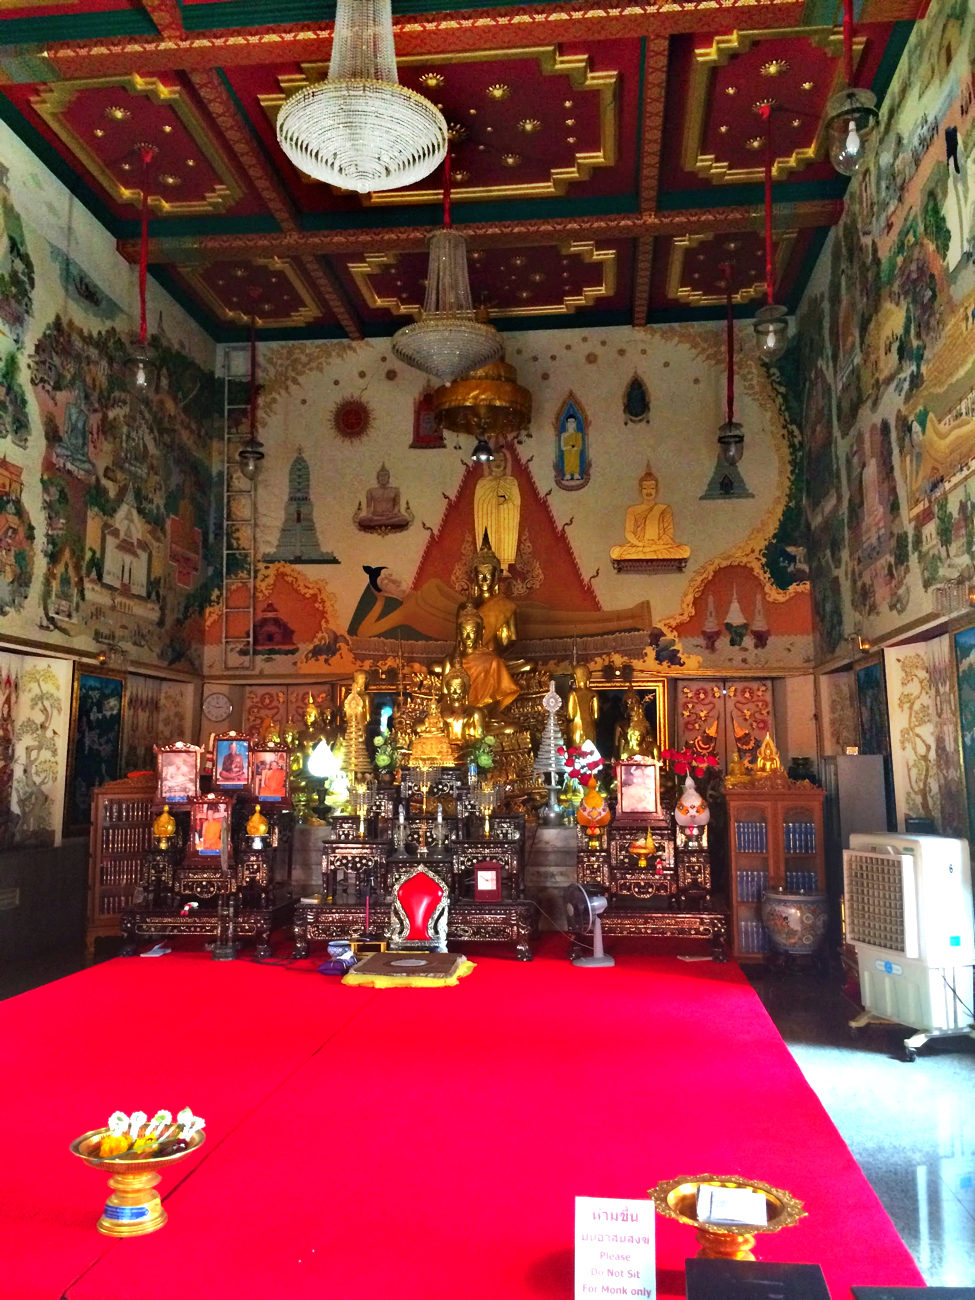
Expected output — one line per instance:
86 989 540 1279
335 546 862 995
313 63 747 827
155 742 202 804
250 747 290 804
212 732 251 791
190 796 232 859
616 759 660 817
473 860 503 902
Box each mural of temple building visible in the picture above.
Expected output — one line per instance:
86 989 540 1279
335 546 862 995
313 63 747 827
263 449 338 565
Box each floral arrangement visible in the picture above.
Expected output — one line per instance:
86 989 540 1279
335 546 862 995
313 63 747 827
465 733 496 771
660 747 719 778
372 729 399 772
95 1107 205 1159
557 741 603 783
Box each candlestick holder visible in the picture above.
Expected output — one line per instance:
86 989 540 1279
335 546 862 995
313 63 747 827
650 1174 804 1261
70 1128 205 1237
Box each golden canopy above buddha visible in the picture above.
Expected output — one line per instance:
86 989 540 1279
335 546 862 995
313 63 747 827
433 355 532 442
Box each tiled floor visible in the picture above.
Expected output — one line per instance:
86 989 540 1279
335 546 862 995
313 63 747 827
747 962 975 1288
3 944 973 1287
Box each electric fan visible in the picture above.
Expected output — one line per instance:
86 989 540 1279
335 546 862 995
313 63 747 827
564 883 615 968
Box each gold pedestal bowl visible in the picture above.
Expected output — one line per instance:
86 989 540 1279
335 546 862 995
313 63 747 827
650 1174 804 1261
70 1128 205 1237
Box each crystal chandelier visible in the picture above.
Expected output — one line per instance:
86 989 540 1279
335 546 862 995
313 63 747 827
275 0 447 193
392 155 502 383
753 104 788 362
824 0 878 176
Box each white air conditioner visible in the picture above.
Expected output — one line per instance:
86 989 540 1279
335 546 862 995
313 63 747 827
843 833 975 1056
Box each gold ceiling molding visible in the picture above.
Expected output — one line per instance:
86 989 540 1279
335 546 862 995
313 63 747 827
31 74 244 215
178 257 322 328
260 46 617 204
666 230 797 307
682 26 863 184
349 240 616 318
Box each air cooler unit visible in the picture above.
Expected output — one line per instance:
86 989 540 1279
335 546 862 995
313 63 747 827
843 833 975 1059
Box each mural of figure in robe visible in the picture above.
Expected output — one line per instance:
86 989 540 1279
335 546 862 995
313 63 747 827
473 446 520 571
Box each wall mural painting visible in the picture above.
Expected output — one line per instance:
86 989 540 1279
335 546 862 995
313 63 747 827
242 564 351 672
354 464 413 535
610 462 690 573
622 375 650 425
245 687 286 740
13 659 69 846
676 679 772 770
121 673 162 774
927 633 966 836
263 449 339 564
807 2 975 646
411 387 445 449
28 314 212 668
554 393 590 491
64 667 124 832
953 622 975 837
886 647 942 831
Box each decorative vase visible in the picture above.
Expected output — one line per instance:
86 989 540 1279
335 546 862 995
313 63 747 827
70 1128 205 1237
760 889 828 956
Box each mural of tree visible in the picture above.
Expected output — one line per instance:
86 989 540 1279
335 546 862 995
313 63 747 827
13 663 62 844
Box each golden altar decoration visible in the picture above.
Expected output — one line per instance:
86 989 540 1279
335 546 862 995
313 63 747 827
151 803 176 850
628 829 656 870
433 353 532 447
650 1173 804 1261
725 735 805 791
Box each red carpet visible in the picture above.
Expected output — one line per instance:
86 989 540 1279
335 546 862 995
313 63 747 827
0 941 923 1299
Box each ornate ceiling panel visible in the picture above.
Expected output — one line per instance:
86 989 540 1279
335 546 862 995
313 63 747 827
0 0 927 339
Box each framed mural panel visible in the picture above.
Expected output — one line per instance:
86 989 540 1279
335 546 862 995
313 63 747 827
952 625 975 839
64 667 126 834
855 658 890 756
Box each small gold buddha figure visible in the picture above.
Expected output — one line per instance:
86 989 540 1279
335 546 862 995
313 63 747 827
458 542 520 711
610 465 690 562
618 685 656 760
441 660 486 749
152 803 176 851
246 802 269 847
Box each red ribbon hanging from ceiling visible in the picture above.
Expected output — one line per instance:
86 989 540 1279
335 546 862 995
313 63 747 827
760 104 774 306
442 149 452 229
843 0 855 88
138 145 155 346
723 263 734 426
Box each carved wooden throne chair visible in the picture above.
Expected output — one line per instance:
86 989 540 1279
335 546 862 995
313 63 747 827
387 864 450 953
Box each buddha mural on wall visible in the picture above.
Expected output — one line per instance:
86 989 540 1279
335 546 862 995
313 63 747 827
353 464 413 535
610 465 690 572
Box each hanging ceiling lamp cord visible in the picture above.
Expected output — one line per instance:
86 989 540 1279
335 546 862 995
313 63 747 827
137 145 155 347
760 104 774 307
843 0 855 88
724 263 734 426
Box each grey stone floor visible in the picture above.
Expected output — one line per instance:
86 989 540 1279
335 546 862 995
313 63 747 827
746 961 975 1289
3 940 972 1287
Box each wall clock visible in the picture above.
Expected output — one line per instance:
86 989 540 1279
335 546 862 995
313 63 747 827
202 691 234 724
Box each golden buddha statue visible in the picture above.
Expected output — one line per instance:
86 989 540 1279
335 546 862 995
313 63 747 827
342 669 371 778
152 803 176 850
610 466 690 562
441 660 486 749
408 697 455 770
618 685 657 760
567 664 598 749
459 540 520 711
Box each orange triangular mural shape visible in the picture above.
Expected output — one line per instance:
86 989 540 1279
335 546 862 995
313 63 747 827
411 444 601 611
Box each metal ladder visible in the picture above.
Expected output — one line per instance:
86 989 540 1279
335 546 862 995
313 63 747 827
221 345 256 673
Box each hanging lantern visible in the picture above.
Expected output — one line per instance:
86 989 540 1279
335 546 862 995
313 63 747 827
753 105 789 362
238 313 265 481
275 0 447 193
824 0 879 177
392 155 502 383
127 144 158 396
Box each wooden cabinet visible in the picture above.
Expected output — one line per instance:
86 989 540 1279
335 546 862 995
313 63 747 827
725 785 826 962
86 772 157 953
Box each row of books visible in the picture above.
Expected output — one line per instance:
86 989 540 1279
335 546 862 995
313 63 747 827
737 920 770 954
99 858 143 887
784 869 819 893
101 799 153 825
736 869 770 902
784 821 817 854
101 826 153 854
734 821 768 853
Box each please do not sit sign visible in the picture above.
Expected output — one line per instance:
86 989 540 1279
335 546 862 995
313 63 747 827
575 1196 656 1299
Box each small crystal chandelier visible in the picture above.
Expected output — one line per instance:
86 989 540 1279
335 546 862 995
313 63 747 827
392 154 502 383
127 143 158 395
275 0 447 193
824 0 878 177
718 265 744 466
753 105 788 362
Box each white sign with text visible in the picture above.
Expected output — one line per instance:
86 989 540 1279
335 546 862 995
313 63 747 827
575 1196 656 1300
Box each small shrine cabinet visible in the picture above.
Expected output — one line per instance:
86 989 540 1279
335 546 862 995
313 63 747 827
725 784 826 962
86 772 157 953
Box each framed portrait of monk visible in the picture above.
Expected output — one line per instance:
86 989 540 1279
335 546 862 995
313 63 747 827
616 760 661 817
155 741 202 804
190 796 232 860
212 732 251 791
250 747 290 804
